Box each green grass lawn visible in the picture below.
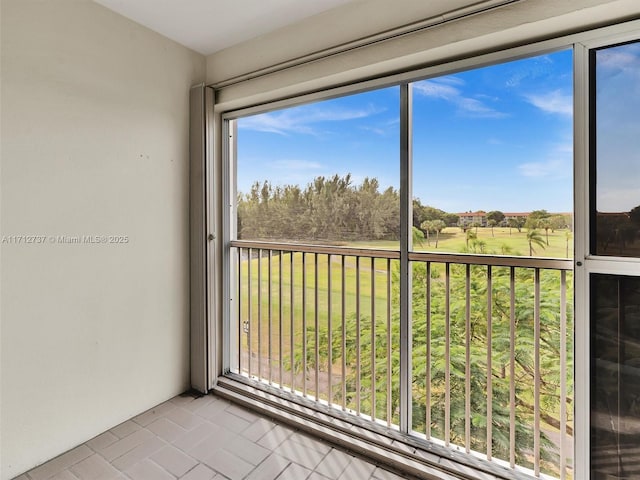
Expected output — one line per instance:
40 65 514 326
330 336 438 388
349 227 573 258
235 234 573 474
419 226 572 258
237 227 573 362
238 252 395 356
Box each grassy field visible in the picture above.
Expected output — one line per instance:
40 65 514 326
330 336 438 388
235 228 573 477
237 226 573 359
349 226 573 258
236 226 573 379
238 252 394 354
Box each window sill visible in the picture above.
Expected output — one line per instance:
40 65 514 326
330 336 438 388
214 374 537 480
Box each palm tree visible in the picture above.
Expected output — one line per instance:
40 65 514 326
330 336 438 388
488 219 497 237
511 217 525 233
420 220 433 246
432 219 446 248
539 219 552 245
465 229 477 249
527 229 546 256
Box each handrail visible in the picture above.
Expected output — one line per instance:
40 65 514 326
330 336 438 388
230 239 574 270
408 251 573 270
232 240 573 479
230 240 400 259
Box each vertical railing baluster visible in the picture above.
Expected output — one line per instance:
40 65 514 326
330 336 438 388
247 248 253 378
387 259 392 427
425 262 431 439
302 252 307 397
257 249 262 380
534 268 541 477
314 253 319 401
509 267 516 469
279 251 284 387
230 244 573 478
268 250 273 384
371 257 376 421
238 248 243 375
465 264 471 453
341 255 347 411
328 255 333 406
560 270 567 480
356 256 361 415
290 251 295 392
230 244 571 480
487 265 493 461
445 263 450 446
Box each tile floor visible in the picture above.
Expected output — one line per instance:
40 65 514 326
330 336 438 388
16 392 411 480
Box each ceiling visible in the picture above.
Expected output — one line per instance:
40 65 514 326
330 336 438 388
93 0 360 56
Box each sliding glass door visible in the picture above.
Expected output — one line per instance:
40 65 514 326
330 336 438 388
580 37 640 479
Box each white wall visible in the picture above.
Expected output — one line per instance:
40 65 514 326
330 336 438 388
0 1 205 477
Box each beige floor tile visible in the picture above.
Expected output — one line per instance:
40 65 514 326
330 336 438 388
244 453 290 480
150 445 198 477
202 448 253 480
124 459 175 480
147 417 187 442
86 431 119 453
277 462 313 480
179 464 218 480
110 420 142 439
18 392 474 480
110 436 166 470
69 454 121 480
28 446 93 480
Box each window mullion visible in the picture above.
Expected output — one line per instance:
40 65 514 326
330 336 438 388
399 83 413 434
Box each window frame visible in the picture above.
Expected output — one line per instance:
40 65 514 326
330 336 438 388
574 29 640 480
212 19 640 480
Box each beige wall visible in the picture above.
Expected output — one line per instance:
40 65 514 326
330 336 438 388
208 0 640 111
0 1 205 477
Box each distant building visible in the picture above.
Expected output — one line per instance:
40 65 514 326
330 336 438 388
457 211 489 226
503 212 530 223
456 211 571 228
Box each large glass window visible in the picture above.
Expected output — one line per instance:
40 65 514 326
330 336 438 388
591 41 640 257
236 87 400 249
412 50 573 258
228 48 574 480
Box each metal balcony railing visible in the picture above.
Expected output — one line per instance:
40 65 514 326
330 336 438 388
230 240 573 479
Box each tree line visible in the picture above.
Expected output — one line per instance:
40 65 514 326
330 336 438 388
238 174 400 242
238 174 572 243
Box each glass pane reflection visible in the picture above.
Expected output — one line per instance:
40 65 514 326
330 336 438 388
591 274 640 479
592 41 640 257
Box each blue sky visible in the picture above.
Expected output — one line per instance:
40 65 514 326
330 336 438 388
237 49 574 213
595 41 640 213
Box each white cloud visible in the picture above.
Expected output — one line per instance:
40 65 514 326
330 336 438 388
413 81 459 100
413 79 507 118
518 158 567 178
238 104 383 136
360 126 386 136
597 44 640 73
457 97 505 118
505 55 554 87
518 142 572 179
524 90 572 116
435 75 466 86
268 159 323 170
